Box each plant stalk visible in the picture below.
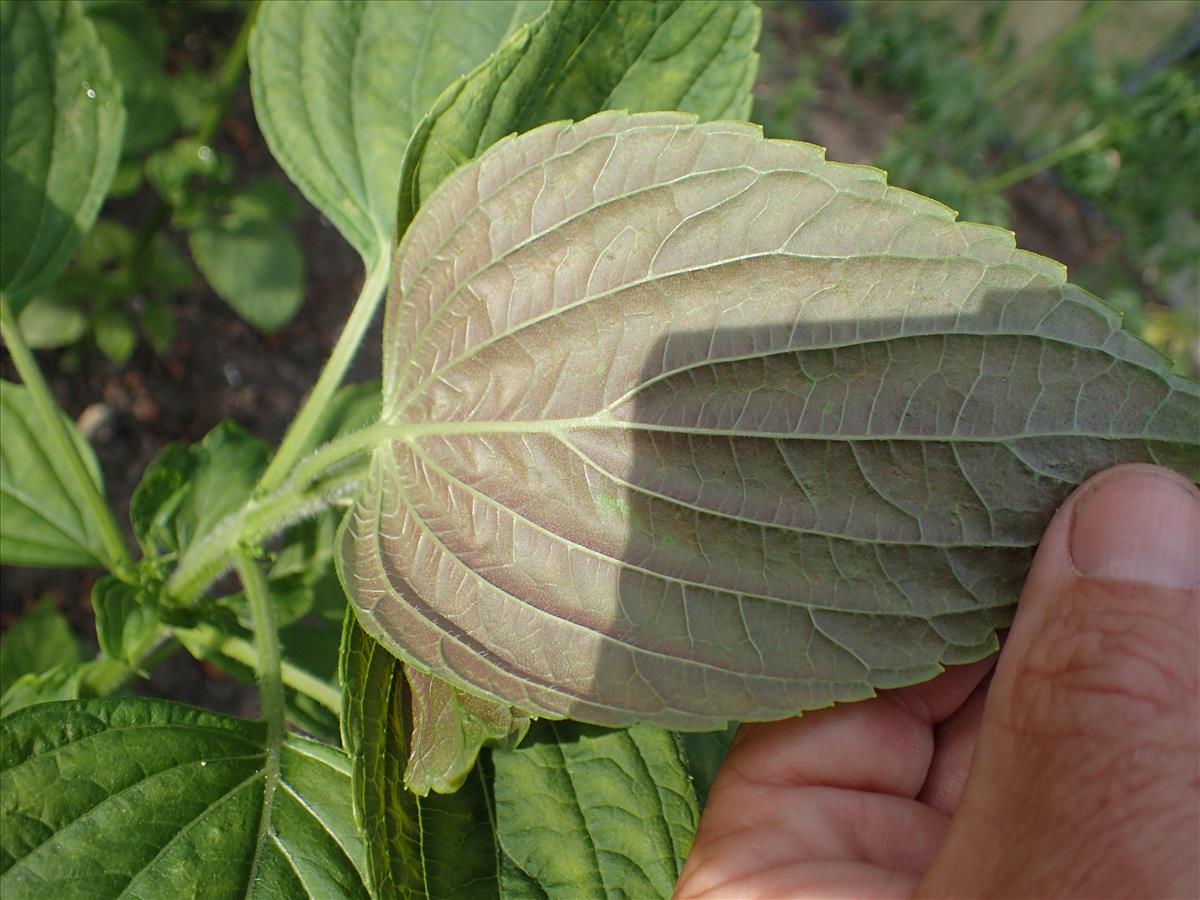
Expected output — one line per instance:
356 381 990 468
198 0 263 144
256 252 390 495
0 294 132 573
972 121 1111 194
989 0 1109 101
234 544 286 891
176 625 342 714
233 547 285 734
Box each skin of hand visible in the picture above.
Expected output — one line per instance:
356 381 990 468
675 463 1200 899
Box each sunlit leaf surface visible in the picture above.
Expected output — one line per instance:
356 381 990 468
249 0 545 262
342 111 1200 729
0 380 109 567
493 722 698 897
0 699 367 898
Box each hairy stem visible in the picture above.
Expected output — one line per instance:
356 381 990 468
168 455 369 604
234 545 285 890
0 294 132 573
233 547 285 733
256 252 390 495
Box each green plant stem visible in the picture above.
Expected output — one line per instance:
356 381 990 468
233 547 285 734
234 544 285 890
219 633 342 714
972 122 1111 194
256 252 390 495
176 625 342 714
199 0 262 143
989 1 1108 101
132 0 261 263
168 457 369 604
0 294 132 573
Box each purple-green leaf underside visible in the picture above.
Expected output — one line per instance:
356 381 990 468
340 111 1200 730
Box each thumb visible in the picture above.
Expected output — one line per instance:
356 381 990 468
920 464 1200 899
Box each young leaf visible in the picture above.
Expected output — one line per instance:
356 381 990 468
189 214 305 333
91 575 161 666
0 380 110 567
0 698 368 898
396 0 761 232
144 135 224 215
339 615 500 898
341 112 1200 730
0 0 125 309
0 667 112 724
492 722 699 897
404 666 529 796
248 0 546 262
0 599 123 719
0 596 83 696
92 303 136 365
130 420 269 557
16 287 88 349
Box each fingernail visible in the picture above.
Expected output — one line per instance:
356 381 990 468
1070 468 1200 589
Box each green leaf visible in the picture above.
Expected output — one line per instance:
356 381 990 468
16 287 88 349
91 575 160 666
404 665 529 796
167 67 214 133
0 380 109 567
106 157 142 197
248 0 546 262
130 420 269 557
1 666 89 718
189 214 305 332
85 0 178 155
492 722 699 898
144 135 224 214
0 600 124 720
339 614 499 898
137 232 194 298
396 0 761 232
0 0 125 310
227 177 301 223
0 596 83 695
92 303 136 365
341 112 1200 729
139 296 175 354
0 698 368 897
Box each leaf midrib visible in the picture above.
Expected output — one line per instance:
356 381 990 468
378 413 1183 445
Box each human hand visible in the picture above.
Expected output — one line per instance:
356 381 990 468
675 463 1200 899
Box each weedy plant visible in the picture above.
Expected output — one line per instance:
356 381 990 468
842 0 1200 370
1 1 1197 897
13 0 305 366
